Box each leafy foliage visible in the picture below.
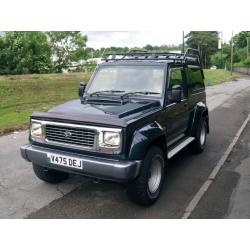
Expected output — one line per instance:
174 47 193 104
244 56 250 67
0 32 52 74
234 31 250 48
185 31 219 68
209 31 250 69
0 31 249 75
210 51 228 69
47 32 88 72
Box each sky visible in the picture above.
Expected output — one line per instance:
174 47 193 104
83 31 236 49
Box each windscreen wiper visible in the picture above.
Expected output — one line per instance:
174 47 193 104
89 90 125 96
87 90 160 105
122 91 160 98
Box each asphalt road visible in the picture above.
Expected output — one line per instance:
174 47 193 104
190 116 250 218
1 76 250 218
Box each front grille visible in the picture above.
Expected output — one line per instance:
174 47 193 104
45 124 96 148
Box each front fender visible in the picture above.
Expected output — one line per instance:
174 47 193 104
189 102 209 136
128 122 165 160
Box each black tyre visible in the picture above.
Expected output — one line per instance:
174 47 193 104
191 117 207 153
33 164 69 184
127 146 165 206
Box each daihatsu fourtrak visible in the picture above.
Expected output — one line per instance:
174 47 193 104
21 49 209 206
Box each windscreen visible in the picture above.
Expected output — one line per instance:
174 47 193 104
87 65 165 97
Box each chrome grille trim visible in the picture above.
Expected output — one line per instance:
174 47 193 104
45 123 97 149
30 119 122 153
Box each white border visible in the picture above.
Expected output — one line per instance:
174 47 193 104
0 220 249 250
0 0 249 30
1 0 250 249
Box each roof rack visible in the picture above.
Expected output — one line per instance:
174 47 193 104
102 48 201 66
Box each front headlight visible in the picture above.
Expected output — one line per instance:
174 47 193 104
98 129 122 154
103 131 121 146
30 121 44 142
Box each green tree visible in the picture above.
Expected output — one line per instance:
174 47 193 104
210 51 228 69
234 31 250 48
185 31 219 68
233 47 247 63
232 31 250 66
47 32 88 72
0 32 52 74
144 44 154 51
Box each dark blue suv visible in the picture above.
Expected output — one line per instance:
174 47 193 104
21 49 209 206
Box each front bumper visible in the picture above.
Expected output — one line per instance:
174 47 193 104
20 144 141 182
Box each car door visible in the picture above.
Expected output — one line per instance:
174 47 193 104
163 66 190 144
186 65 206 110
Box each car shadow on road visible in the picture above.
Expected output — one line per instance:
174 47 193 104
27 146 199 219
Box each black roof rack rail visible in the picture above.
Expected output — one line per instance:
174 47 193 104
102 48 201 66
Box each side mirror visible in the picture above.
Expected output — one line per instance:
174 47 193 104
170 85 182 103
79 81 86 98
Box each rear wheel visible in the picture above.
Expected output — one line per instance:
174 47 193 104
191 117 207 153
33 164 69 184
127 146 165 206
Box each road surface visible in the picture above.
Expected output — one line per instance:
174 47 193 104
1 76 250 218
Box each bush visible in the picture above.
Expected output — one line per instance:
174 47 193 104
234 61 246 67
244 56 250 67
233 56 250 67
210 52 228 68
234 48 248 63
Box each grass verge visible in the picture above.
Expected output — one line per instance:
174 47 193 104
204 69 242 85
0 72 91 135
0 69 244 135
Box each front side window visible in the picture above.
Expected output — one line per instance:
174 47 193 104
86 65 165 97
168 67 186 102
169 68 184 87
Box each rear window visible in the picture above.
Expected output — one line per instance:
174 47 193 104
186 67 204 92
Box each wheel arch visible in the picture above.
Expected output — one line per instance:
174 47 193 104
189 102 209 136
128 122 167 160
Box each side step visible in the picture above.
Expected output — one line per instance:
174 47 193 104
167 137 195 159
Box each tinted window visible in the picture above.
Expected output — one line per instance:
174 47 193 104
186 67 204 92
168 67 186 102
169 68 183 86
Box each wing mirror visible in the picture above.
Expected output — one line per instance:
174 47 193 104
79 81 86 98
170 85 182 103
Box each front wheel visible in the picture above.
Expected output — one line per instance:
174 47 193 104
33 164 69 184
127 146 165 206
191 117 207 153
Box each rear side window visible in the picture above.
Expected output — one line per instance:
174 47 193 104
186 67 204 92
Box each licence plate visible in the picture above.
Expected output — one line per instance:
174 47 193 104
47 153 83 170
